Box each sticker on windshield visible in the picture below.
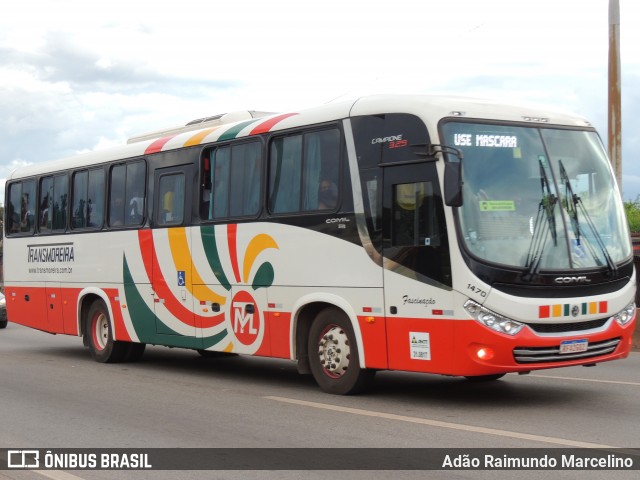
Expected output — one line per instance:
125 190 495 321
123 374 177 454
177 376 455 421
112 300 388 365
453 133 518 148
479 200 516 212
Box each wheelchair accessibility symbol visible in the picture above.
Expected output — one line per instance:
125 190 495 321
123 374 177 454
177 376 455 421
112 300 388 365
177 271 185 286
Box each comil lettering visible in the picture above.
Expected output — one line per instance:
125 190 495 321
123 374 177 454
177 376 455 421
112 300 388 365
554 276 590 284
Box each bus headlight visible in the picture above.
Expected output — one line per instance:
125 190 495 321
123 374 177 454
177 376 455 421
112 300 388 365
464 300 524 336
611 302 636 326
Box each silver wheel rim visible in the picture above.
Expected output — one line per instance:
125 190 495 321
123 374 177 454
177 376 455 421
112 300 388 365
317 325 350 378
92 313 109 351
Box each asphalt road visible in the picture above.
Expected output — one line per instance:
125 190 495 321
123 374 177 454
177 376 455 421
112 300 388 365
1 323 639 480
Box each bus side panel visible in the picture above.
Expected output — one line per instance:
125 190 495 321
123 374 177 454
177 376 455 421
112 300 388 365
4 285 49 332
106 287 132 342
61 287 82 335
357 315 388 369
261 311 292 359
386 317 454 373
45 284 64 333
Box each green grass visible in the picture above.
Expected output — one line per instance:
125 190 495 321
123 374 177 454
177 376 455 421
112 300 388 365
625 197 640 233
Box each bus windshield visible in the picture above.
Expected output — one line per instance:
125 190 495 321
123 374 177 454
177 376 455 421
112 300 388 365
441 122 631 271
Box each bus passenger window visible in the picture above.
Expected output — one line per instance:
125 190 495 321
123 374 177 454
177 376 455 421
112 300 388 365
109 161 146 228
230 142 261 217
213 147 231 219
109 165 126 227
269 128 340 214
6 180 35 235
124 161 146 226
39 177 53 232
200 141 262 221
72 169 105 230
38 174 68 233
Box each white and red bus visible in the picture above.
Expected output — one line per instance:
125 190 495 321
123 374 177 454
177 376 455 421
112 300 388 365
3 95 636 394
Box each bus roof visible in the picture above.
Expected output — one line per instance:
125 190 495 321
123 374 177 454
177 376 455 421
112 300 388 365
7 94 593 181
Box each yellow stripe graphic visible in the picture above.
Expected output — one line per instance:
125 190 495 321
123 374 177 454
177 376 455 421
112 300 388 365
184 127 220 147
243 234 279 284
168 228 226 304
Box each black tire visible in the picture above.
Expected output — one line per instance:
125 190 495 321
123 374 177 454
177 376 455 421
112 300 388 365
86 300 128 363
464 374 506 382
0 320 7 329
308 307 375 395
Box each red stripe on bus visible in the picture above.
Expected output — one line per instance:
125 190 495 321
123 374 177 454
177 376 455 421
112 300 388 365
144 135 177 155
107 288 132 342
357 316 388 369
137 230 225 329
227 224 241 283
249 113 298 135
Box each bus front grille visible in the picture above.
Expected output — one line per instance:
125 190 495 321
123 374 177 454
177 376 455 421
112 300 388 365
524 318 609 334
513 338 621 364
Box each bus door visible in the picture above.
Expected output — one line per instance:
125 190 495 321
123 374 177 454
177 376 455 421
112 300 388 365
381 163 453 370
152 164 197 340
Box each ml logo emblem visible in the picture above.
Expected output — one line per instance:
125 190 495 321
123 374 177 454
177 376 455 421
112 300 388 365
231 291 261 346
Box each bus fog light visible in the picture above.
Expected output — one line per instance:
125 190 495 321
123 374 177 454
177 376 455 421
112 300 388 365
476 347 494 360
612 302 636 326
464 300 524 336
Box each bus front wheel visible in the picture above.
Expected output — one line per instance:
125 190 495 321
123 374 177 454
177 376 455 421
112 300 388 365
308 307 375 395
86 300 128 363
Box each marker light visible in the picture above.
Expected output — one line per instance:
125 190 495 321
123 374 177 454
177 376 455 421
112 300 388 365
464 300 524 336
611 302 636 326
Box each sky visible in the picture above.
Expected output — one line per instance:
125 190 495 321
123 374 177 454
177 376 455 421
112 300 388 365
1 0 639 204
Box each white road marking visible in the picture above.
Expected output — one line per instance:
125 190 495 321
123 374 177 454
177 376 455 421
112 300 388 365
265 395 616 448
34 471 86 480
529 374 640 386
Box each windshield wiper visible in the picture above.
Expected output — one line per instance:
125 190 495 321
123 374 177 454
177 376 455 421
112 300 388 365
524 158 558 281
558 160 617 275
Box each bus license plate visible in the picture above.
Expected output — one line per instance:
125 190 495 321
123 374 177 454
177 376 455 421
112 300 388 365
559 339 588 354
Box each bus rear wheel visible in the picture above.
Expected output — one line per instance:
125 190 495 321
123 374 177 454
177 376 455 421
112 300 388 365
86 299 128 363
308 307 375 395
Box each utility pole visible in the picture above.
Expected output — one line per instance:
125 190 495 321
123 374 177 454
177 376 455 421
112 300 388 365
608 0 622 192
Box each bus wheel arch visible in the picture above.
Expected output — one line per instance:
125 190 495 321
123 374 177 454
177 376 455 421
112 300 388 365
292 297 366 369
293 302 330 375
79 293 105 347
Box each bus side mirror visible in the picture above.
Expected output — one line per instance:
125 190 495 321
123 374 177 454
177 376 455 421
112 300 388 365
444 162 463 207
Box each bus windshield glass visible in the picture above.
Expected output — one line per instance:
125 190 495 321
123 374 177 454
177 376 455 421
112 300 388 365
441 122 631 271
